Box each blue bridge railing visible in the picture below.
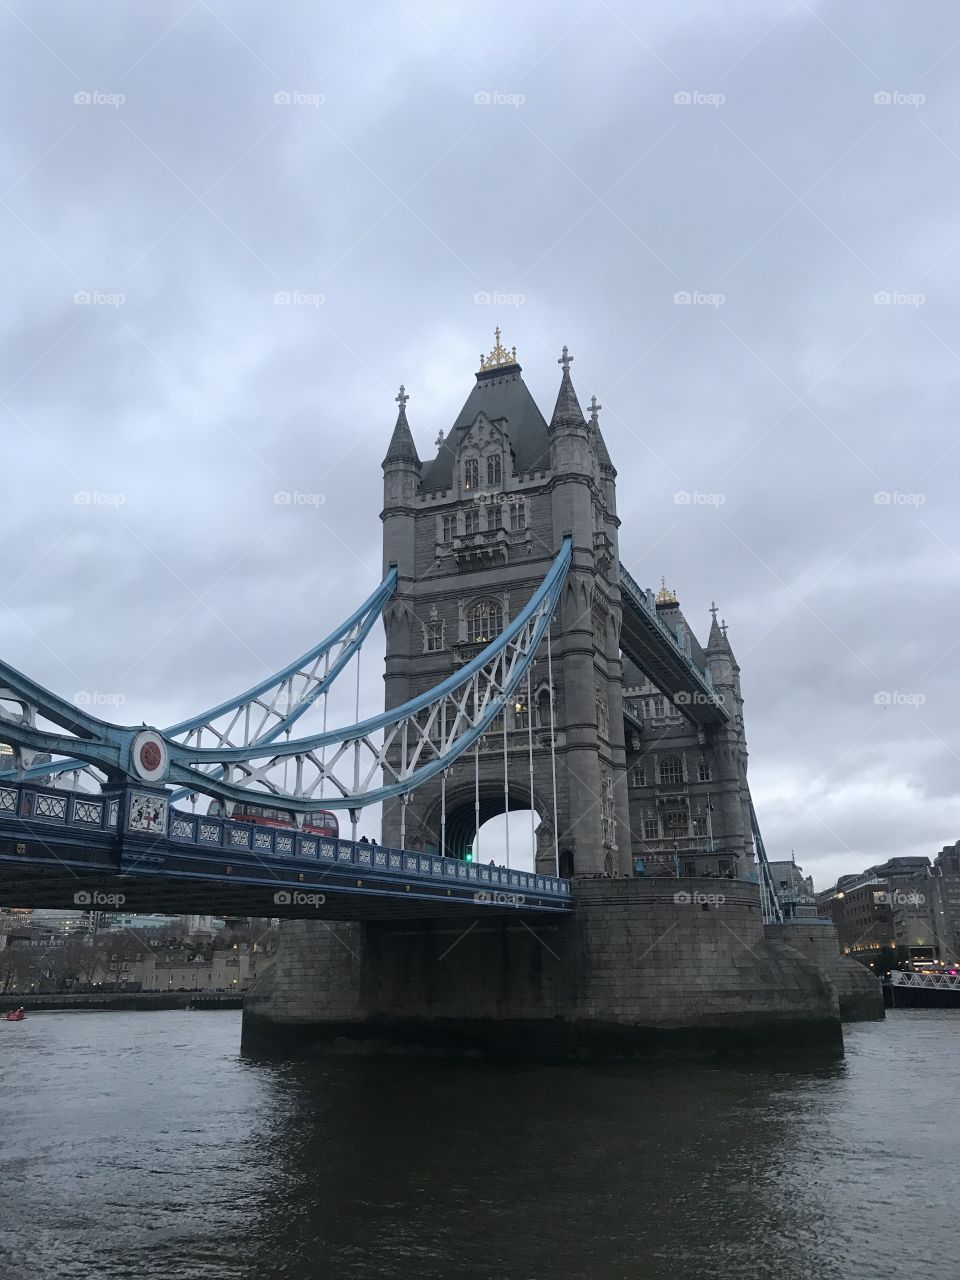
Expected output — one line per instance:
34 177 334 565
0 782 572 905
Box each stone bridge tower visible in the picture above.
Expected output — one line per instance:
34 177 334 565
380 332 631 877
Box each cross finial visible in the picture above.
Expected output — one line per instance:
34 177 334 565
558 345 573 373
588 394 601 423
721 618 728 636
395 384 409 411
709 601 718 620
435 428 444 449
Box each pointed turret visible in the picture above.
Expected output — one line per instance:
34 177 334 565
382 384 421 469
588 395 615 476
706 601 726 652
381 385 420 579
549 346 587 433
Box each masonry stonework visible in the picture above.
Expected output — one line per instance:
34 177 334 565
242 878 842 1058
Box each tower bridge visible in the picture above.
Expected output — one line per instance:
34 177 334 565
0 331 882 1055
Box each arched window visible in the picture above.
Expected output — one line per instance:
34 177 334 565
665 810 688 837
659 754 683 786
486 455 502 486
467 599 503 644
464 459 479 491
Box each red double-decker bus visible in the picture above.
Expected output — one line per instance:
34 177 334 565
210 800 338 839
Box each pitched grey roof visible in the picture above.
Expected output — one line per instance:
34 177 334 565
549 364 587 433
382 405 421 468
418 366 551 492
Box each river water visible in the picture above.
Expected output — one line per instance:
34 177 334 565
0 1009 957 1279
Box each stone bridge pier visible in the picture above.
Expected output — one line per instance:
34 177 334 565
241 878 845 1060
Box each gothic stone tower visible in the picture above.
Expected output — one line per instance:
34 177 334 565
623 588 754 878
380 331 632 877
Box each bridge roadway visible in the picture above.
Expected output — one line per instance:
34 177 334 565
0 781 572 922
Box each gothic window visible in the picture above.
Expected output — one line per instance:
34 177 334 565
509 501 526 531
643 812 659 840
652 696 665 719
659 754 683 786
425 621 443 653
693 806 708 837
464 508 480 535
487 455 502 486
665 810 688 837
697 759 712 782
440 513 455 542
630 764 646 788
512 697 529 730
468 599 503 645
464 459 479 491
487 503 502 531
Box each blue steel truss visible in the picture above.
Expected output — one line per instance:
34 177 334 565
0 568 396 788
0 541 571 815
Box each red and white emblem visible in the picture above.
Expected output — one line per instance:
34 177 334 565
131 729 168 783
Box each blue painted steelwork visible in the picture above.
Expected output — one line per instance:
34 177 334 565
0 779 572 914
0 541 570 815
0 569 397 786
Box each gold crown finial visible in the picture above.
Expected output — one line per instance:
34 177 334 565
655 576 678 605
479 326 518 372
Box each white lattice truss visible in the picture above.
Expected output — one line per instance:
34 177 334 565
173 544 568 811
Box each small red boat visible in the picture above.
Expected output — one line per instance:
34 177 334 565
3 1009 24 1022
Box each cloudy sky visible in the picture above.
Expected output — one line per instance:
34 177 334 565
1 1 958 887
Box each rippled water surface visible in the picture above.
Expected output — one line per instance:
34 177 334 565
0 1009 957 1279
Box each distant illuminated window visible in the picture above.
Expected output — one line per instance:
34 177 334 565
464 459 479 490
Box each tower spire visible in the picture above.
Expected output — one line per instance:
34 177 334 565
382 384 421 468
549 344 586 432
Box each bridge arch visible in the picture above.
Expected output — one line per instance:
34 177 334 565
419 779 554 867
